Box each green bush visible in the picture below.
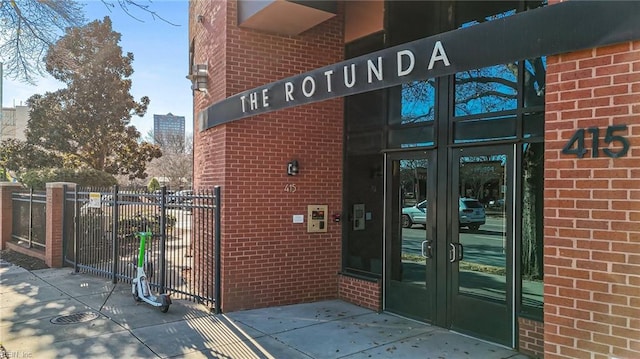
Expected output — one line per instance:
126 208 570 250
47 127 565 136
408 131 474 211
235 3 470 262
20 168 117 190
147 177 160 193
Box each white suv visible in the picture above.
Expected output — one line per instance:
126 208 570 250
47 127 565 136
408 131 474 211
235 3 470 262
459 198 485 231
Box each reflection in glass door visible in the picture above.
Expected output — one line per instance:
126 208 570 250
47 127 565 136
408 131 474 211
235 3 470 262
385 152 435 322
450 145 514 347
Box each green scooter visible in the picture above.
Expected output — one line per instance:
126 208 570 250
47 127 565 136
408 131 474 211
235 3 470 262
132 231 171 313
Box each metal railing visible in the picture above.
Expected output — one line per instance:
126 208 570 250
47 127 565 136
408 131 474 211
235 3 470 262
63 185 221 312
11 189 47 250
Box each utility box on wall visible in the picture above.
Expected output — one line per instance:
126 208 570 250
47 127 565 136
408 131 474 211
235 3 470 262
307 205 328 232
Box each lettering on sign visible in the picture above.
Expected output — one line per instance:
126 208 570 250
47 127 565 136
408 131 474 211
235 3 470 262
239 41 450 115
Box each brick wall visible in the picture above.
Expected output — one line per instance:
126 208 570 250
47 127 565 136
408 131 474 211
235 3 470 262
544 40 640 358
338 274 381 312
520 317 544 358
191 1 345 312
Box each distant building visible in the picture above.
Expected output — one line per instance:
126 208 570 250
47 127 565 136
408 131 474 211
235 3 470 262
153 113 185 147
1 105 29 141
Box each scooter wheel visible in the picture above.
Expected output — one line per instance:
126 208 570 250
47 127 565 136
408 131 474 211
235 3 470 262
160 295 171 313
133 290 142 302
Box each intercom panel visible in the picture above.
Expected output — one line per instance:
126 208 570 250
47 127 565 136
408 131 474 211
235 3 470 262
307 205 328 233
353 203 365 231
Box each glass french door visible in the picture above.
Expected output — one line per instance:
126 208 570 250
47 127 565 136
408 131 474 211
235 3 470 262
384 151 436 322
384 146 515 346
449 145 514 347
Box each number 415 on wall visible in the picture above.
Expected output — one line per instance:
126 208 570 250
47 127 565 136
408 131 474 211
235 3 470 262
562 124 630 159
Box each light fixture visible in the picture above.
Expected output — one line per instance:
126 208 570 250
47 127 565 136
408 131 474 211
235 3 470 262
197 15 204 23
186 64 208 92
287 160 299 176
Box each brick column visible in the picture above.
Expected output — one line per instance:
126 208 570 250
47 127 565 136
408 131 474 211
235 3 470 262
45 182 75 268
544 41 640 358
0 182 24 250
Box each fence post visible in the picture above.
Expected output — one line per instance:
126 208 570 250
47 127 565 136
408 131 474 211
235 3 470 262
45 182 75 268
159 186 167 293
0 182 24 250
73 186 79 273
28 187 33 248
111 184 119 283
214 186 221 314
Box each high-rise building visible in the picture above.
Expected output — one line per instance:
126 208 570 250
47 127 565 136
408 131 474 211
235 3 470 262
153 113 185 146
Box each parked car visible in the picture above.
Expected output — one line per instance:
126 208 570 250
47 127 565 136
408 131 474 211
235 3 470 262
488 198 505 209
402 200 427 228
459 198 485 230
167 189 194 210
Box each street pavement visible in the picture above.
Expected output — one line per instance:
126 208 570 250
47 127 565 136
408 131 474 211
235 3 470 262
0 262 530 358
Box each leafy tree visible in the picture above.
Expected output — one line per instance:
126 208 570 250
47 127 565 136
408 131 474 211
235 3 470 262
20 167 117 190
0 0 174 83
0 138 63 180
24 17 161 180
147 177 160 193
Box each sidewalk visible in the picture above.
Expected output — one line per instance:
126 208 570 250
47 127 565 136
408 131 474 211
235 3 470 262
0 264 530 358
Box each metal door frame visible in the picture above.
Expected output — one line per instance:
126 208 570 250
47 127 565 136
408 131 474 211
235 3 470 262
448 143 516 347
383 150 438 323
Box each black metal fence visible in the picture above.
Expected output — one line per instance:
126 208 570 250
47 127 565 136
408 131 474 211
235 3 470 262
63 185 221 312
11 189 47 251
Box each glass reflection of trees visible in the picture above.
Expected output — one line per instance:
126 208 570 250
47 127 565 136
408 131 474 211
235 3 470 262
459 155 506 203
455 58 546 117
400 159 429 205
401 79 436 124
521 142 544 312
455 64 518 116
524 58 546 108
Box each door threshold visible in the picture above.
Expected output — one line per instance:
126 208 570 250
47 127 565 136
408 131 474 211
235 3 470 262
383 310 433 327
449 329 515 350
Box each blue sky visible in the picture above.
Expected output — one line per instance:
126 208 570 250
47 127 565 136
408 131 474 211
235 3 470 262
2 0 191 136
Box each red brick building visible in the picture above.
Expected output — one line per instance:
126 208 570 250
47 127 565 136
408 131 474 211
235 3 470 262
188 1 640 357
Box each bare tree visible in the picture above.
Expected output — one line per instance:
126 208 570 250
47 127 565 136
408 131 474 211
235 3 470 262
145 132 193 189
0 0 176 83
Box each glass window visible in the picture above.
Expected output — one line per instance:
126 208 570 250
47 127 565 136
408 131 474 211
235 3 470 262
388 126 435 149
520 142 544 319
347 131 384 155
343 154 384 276
523 112 544 139
456 2 517 29
455 64 518 117
389 79 436 126
453 115 517 144
346 90 386 131
523 57 546 108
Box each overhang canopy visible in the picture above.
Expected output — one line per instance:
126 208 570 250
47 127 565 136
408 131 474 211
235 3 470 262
237 0 336 36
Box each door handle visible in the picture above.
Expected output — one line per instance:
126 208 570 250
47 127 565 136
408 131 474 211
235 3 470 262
449 243 464 263
421 240 433 259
